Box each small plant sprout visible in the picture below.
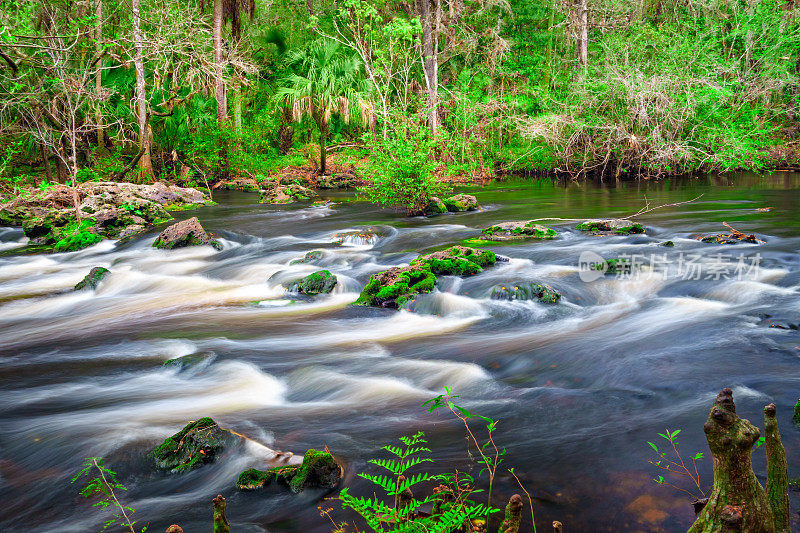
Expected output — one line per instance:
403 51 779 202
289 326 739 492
423 387 506 509
647 428 707 501
71 457 144 532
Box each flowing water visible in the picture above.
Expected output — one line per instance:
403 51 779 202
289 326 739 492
1 173 800 532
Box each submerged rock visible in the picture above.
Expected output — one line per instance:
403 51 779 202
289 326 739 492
356 264 436 309
422 197 448 216
153 217 221 250
481 221 557 241
286 270 338 295
413 245 496 276
595 257 634 275
443 194 479 212
259 184 319 204
695 233 759 245
491 282 561 304
74 267 110 291
576 219 644 235
290 250 324 265
162 351 216 370
794 400 800 426
660 240 675 247
150 417 239 473
237 449 341 493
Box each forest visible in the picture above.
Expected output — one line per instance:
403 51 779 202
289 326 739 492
1 0 800 198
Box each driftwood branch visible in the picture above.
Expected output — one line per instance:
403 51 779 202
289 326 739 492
523 194 705 224
0 47 19 76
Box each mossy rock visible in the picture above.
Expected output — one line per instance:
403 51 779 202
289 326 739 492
443 194 479 212
259 184 320 204
793 399 800 426
149 417 239 473
696 233 759 245
660 240 675 247
491 282 561 304
576 219 645 235
162 351 215 370
422 197 448 216
290 250 324 265
237 450 340 493
74 267 110 291
412 245 496 276
595 258 634 275
153 217 221 250
286 270 338 295
355 263 437 309
481 221 557 241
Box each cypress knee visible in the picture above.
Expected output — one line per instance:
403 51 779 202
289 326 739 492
165 526 183 533
498 494 523 533
212 494 230 533
764 403 789 533
552 521 563 533
688 388 774 533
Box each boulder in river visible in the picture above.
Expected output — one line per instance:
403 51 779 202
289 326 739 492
576 219 644 235
237 449 341 493
355 263 437 308
491 282 561 304
595 257 634 275
794 400 800 426
259 184 320 204
290 250 324 265
162 351 216 371
153 217 221 250
286 270 338 295
74 267 110 291
422 197 448 216
481 221 557 241
413 245 496 276
443 194 479 212
150 417 240 473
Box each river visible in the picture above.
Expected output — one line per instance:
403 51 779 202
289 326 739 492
1 173 799 532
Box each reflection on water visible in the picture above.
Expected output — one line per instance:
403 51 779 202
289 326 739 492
1 174 799 532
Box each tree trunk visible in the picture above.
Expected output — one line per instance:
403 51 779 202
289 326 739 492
545 0 557 88
233 80 242 140
418 0 439 134
319 126 327 175
95 0 103 148
578 0 588 72
214 0 227 125
132 0 154 180
764 404 790 533
688 388 774 533
40 143 53 182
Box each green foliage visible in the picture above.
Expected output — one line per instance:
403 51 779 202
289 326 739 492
359 128 448 213
338 430 498 533
53 218 101 253
648 428 707 501
71 457 143 532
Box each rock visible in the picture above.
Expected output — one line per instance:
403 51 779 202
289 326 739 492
286 270 338 295
443 194 479 212
290 250 323 265
696 233 759 245
236 449 341 493
316 173 357 189
119 224 146 240
150 417 240 473
334 229 384 246
412 245 496 276
422 197 448 216
595 258 634 275
53 219 102 253
794 399 800 426
491 282 561 304
355 263 437 309
74 267 110 291
660 240 675 247
481 221 557 241
259 184 320 204
153 217 221 250
162 351 216 370
576 219 645 235
215 178 261 192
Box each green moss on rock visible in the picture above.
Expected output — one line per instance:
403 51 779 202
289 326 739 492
491 282 561 304
74 267 110 291
482 221 557 241
413 245 496 276
422 197 448 216
793 399 800 426
576 219 644 235
153 217 221 250
356 264 437 309
594 258 633 275
236 450 340 494
237 468 275 490
149 417 239 473
442 194 479 212
290 250 324 265
286 270 338 295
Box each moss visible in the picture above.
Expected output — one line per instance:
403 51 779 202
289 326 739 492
413 246 496 276
237 468 275 490
290 250 323 265
355 264 437 308
53 218 101 253
576 219 645 235
482 222 556 240
491 282 561 304
288 449 340 493
287 270 338 295
793 399 800 426
423 197 448 216
442 194 478 212
498 495 523 533
149 417 238 473
660 240 675 247
163 202 214 212
595 258 632 275
74 266 110 291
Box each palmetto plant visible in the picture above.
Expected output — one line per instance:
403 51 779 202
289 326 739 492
275 39 373 174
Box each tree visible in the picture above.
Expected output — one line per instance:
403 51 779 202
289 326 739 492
275 39 372 174
132 0 155 179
